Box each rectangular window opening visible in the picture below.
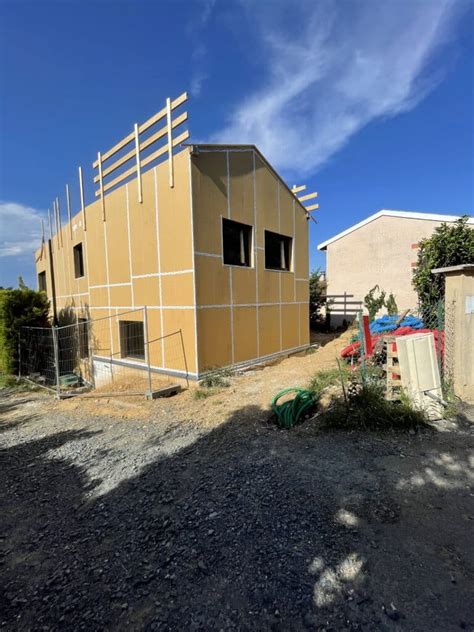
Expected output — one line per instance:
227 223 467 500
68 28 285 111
264 230 292 271
119 321 145 360
78 318 89 359
38 271 47 293
73 243 85 278
222 218 252 267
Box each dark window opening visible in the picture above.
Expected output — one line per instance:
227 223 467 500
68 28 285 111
222 218 252 267
38 271 47 293
265 230 292 271
73 243 85 278
78 318 89 359
119 321 145 360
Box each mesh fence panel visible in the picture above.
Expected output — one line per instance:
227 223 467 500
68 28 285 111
20 308 189 398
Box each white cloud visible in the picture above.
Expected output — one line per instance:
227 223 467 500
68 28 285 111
212 0 463 177
0 202 44 257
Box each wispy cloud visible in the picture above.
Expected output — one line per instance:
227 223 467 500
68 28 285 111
213 0 463 176
187 0 217 99
0 202 44 257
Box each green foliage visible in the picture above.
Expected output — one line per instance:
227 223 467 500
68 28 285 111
320 381 428 431
199 366 234 389
385 293 398 316
308 367 348 398
364 285 386 321
192 387 222 400
0 375 42 392
0 282 50 374
309 269 327 329
413 216 474 320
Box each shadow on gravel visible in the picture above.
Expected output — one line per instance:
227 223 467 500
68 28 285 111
1 404 473 631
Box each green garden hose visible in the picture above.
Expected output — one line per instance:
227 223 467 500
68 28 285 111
271 387 316 429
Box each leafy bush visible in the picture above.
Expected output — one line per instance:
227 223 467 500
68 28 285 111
385 293 398 316
413 216 474 320
199 366 234 389
364 285 386 321
309 269 327 329
320 381 428 431
0 281 50 374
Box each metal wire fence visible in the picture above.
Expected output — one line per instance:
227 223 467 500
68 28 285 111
19 307 189 398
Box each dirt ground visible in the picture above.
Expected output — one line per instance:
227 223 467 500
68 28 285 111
1 334 474 631
49 330 355 425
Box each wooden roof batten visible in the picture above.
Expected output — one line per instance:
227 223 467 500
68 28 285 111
291 184 319 221
92 91 189 215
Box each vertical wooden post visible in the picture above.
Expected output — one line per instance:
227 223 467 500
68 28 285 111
48 208 53 241
134 123 143 203
166 97 174 188
97 152 106 221
66 184 72 238
78 166 87 230
56 197 62 248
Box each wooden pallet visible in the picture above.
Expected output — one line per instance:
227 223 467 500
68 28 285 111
384 336 402 400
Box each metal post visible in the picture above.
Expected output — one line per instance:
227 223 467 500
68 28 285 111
52 325 61 399
179 328 190 389
143 306 152 397
87 319 96 389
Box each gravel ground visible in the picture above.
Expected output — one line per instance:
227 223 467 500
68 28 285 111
1 389 474 631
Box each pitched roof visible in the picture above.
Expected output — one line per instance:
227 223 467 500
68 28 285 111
317 210 473 251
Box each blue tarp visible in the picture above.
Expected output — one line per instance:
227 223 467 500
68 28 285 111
369 314 424 334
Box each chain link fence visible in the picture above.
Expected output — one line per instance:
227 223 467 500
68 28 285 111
19 308 189 398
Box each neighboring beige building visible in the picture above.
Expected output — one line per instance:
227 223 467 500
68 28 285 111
35 94 312 384
318 210 473 321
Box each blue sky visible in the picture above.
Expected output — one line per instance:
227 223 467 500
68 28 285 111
0 0 473 288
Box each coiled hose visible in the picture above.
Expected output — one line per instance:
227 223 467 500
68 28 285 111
271 387 316 429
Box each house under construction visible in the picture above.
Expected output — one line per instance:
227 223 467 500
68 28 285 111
34 92 316 385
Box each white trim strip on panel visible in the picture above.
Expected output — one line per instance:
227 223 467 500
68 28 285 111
153 166 165 367
125 183 135 308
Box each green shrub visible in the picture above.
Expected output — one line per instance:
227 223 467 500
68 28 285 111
199 366 235 389
308 367 347 398
192 387 222 400
0 281 50 374
413 216 474 321
320 381 428 431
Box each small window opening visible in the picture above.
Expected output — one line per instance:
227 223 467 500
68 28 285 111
264 230 292 271
38 271 47 293
119 321 145 360
78 318 89 359
222 218 252 267
73 243 85 278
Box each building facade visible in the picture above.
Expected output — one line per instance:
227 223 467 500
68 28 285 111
317 210 473 321
35 140 311 382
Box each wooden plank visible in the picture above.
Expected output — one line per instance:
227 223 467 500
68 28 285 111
139 91 187 134
93 111 188 183
78 166 86 230
48 208 53 240
97 152 106 220
291 185 306 194
92 92 188 167
298 192 318 202
134 123 143 204
166 97 174 188
96 130 190 196
66 184 72 238
305 204 319 212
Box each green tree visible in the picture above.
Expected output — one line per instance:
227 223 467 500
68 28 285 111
385 293 398 316
364 285 386 321
0 280 50 374
413 216 474 319
309 269 327 329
